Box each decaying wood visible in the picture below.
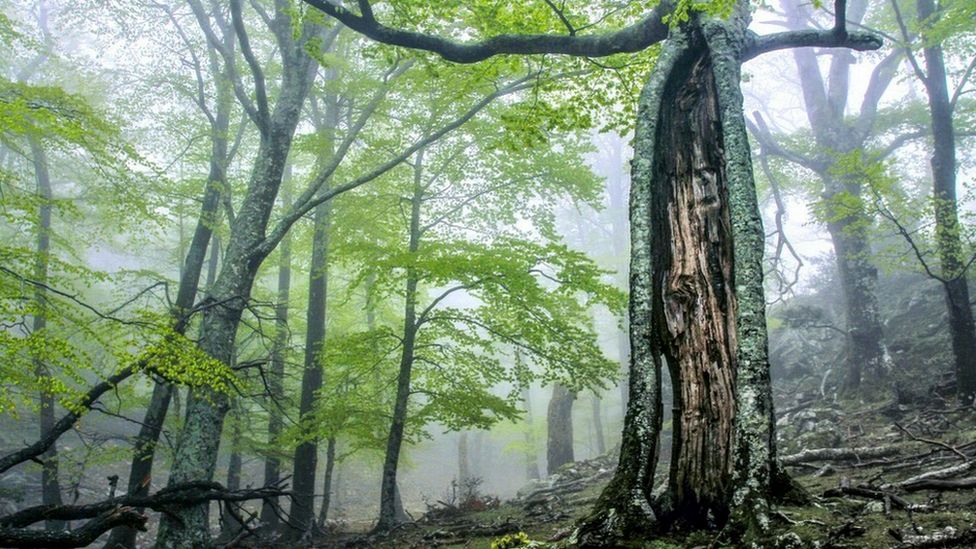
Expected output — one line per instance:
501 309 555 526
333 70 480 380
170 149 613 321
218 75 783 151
822 485 927 512
781 446 900 465
901 477 976 492
889 525 976 548
886 460 976 490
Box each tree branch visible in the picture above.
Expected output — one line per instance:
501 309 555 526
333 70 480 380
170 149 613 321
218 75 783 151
0 507 146 548
302 0 672 63
743 29 882 61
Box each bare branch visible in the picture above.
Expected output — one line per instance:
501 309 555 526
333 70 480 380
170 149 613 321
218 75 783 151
302 0 672 63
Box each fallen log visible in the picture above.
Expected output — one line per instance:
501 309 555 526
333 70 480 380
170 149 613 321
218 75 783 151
902 477 976 492
822 486 926 512
782 446 900 466
889 525 976 548
885 461 976 490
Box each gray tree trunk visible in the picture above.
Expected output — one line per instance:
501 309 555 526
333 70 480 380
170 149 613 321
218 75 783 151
376 149 425 532
259 168 292 529
915 0 976 403
154 20 320 545
577 5 777 542
546 384 575 473
29 137 65 532
289 78 339 537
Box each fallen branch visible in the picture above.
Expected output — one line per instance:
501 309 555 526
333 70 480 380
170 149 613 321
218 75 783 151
885 461 976 490
822 485 927 512
0 480 288 529
889 525 976 548
781 446 900 466
901 477 976 492
894 423 967 460
0 363 141 474
0 507 146 548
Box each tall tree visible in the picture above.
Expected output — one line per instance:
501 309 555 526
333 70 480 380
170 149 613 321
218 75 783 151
893 0 976 402
305 0 881 542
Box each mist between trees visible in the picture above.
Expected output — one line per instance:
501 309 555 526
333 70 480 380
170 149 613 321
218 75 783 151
0 0 974 547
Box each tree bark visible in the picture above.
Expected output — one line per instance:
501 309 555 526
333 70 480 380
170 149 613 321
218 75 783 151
316 437 337 528
915 0 976 403
105 45 234 549
260 169 293 530
546 384 576 473
218 406 243 541
29 137 65 531
458 432 471 484
520 386 540 481
289 78 339 538
578 6 777 541
591 394 606 456
375 149 424 532
155 25 320 545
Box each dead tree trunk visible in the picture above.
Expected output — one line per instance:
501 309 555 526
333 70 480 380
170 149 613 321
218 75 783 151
578 8 777 541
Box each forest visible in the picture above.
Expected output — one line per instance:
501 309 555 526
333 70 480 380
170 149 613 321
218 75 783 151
0 0 975 547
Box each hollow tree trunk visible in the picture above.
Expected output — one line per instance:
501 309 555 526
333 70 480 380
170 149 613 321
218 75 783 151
376 149 424 532
578 7 776 542
916 0 976 403
29 137 65 531
546 384 575 473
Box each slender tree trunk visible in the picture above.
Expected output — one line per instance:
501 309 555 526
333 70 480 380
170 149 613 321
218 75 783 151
916 0 976 403
289 81 339 537
591 394 606 456
546 384 575 473
260 170 293 529
29 137 65 531
376 149 425 532
316 437 337 528
156 51 318 545
520 386 540 481
458 432 470 484
219 406 243 541
105 64 232 549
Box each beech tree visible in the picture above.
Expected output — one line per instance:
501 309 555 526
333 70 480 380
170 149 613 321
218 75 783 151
303 0 883 542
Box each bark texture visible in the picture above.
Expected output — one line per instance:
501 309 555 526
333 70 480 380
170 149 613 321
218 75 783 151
375 149 424 532
546 384 576 473
915 0 976 403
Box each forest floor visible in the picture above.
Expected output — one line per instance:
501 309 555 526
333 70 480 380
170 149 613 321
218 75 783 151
296 398 976 548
